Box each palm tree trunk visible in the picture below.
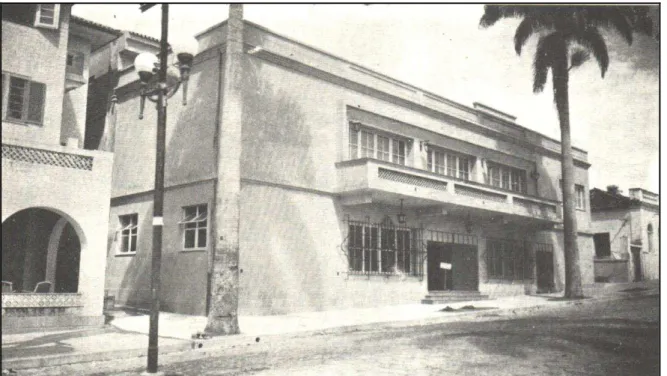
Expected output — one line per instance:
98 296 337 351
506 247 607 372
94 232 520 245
552 47 584 299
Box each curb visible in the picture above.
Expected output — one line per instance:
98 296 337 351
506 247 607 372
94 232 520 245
1 340 192 371
3 290 657 371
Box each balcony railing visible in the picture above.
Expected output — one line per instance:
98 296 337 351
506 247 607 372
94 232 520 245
336 158 561 222
2 143 93 171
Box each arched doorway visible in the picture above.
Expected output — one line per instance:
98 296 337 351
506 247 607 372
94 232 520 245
2 208 81 293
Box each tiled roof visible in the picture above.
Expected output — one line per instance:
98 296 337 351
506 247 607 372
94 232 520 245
589 188 640 211
70 15 123 36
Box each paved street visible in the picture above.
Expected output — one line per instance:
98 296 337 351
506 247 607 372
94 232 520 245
91 294 658 376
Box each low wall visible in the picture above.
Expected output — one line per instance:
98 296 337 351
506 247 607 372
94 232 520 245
593 258 629 283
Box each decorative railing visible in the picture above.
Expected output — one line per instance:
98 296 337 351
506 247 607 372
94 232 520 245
2 293 83 317
378 168 448 191
2 144 93 171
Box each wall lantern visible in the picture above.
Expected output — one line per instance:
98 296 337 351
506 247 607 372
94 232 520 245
465 214 473 234
420 140 430 152
397 199 406 224
134 33 198 119
531 169 540 181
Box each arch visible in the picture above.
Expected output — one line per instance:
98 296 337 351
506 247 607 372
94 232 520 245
2 207 84 293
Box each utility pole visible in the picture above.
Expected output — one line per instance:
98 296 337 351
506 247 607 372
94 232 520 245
146 3 168 373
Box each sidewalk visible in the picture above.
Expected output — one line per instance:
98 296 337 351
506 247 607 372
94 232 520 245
2 280 658 373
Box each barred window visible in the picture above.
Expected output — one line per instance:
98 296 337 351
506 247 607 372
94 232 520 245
118 214 138 254
180 204 208 250
486 238 530 281
347 221 418 276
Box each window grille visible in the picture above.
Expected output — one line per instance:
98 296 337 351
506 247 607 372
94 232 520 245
344 218 425 277
485 238 533 281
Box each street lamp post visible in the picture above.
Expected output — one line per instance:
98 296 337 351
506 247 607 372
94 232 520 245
133 4 197 373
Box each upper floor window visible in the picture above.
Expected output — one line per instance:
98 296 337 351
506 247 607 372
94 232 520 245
34 4 60 29
427 147 473 181
2 4 60 29
66 52 85 76
349 123 407 165
647 224 654 252
487 162 526 193
118 214 138 254
559 180 586 210
1 72 46 125
180 204 208 250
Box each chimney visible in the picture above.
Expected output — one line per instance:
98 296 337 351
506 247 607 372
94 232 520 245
606 185 620 195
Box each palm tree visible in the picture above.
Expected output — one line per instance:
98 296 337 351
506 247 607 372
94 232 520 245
479 5 655 298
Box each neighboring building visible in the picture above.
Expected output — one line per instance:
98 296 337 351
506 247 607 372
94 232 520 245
590 186 659 283
92 14 595 317
1 5 118 332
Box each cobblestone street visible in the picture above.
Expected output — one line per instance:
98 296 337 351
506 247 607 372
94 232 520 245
92 294 658 376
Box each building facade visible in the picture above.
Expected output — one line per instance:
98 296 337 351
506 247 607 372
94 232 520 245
1 5 117 332
590 187 659 283
95 16 596 317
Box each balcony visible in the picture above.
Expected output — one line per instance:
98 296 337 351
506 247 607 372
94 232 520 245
335 158 561 224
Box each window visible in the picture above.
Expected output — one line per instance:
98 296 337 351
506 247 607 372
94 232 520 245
647 224 654 253
487 162 526 193
486 238 530 281
427 147 473 181
1 4 59 28
118 214 138 254
593 233 611 258
559 180 586 210
2 72 46 125
66 52 85 76
34 4 60 29
181 204 208 250
348 123 408 166
347 221 416 275
575 185 586 210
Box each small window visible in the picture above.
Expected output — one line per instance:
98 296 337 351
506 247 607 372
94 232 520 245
647 224 654 253
180 204 208 250
2 72 46 125
593 233 611 258
34 4 60 29
118 214 138 254
66 52 85 76
559 180 586 210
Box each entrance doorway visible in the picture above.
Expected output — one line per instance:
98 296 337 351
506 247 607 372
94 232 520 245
536 250 555 293
427 241 478 291
631 246 642 282
2 208 81 293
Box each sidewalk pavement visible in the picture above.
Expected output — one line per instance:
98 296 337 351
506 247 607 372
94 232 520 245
2 280 658 373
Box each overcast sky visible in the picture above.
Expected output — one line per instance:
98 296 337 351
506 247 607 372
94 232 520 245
73 4 659 193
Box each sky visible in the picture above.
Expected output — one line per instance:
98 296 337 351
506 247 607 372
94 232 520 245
73 4 660 194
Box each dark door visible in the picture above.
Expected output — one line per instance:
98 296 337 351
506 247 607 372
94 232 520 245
631 247 642 282
536 251 554 293
451 245 479 291
427 242 452 291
